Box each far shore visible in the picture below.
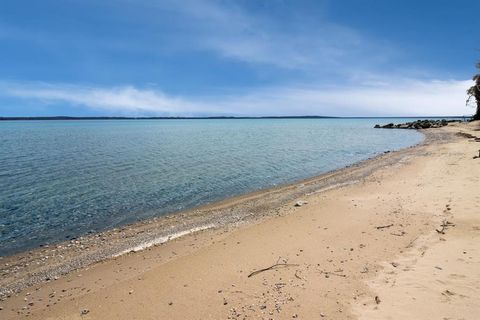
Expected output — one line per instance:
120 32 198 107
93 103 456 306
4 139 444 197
1 121 479 319
0 115 469 121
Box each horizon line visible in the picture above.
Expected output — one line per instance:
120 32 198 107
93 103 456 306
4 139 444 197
0 115 472 121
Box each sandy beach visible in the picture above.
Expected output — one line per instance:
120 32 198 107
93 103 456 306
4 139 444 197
1 121 479 319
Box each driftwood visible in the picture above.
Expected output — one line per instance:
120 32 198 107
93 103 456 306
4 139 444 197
376 224 394 230
248 259 299 278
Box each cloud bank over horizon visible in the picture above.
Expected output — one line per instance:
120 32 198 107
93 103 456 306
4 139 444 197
1 78 472 117
0 0 478 117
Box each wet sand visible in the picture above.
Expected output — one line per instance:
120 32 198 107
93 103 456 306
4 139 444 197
1 121 479 319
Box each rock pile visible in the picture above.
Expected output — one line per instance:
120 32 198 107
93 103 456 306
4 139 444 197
374 119 458 129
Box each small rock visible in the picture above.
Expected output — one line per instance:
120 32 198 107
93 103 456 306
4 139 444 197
295 200 308 207
80 309 89 315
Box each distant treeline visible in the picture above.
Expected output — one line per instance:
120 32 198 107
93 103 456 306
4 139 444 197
0 115 469 121
0 116 340 120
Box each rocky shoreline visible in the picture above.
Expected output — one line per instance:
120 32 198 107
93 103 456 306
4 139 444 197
374 119 461 129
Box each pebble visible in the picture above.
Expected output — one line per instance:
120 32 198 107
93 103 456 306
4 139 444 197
294 201 308 207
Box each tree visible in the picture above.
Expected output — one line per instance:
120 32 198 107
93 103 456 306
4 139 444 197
466 62 480 120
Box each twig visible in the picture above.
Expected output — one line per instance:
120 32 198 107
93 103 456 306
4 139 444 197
294 270 303 280
391 231 406 236
405 236 419 248
376 224 394 229
321 270 347 278
248 262 299 278
436 220 455 234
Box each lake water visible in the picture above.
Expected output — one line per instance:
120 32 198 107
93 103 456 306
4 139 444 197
0 119 424 256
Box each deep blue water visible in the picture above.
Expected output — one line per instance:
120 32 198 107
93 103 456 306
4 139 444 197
0 119 424 256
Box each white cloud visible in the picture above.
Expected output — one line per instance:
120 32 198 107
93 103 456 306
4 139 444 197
0 83 215 115
0 79 473 117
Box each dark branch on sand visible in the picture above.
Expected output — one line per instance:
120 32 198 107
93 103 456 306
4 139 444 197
248 258 299 278
435 220 455 234
376 224 394 230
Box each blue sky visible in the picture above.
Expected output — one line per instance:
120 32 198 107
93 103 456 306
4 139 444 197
0 0 478 117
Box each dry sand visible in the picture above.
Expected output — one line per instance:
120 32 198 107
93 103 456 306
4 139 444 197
0 121 479 319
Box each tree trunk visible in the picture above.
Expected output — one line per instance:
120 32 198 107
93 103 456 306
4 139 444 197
475 99 480 120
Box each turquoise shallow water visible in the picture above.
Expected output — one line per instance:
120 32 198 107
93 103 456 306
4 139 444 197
0 119 423 256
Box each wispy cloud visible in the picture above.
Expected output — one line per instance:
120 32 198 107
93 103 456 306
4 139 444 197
161 0 393 72
0 82 214 116
0 79 472 117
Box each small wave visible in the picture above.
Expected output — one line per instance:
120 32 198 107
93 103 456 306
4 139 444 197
113 223 216 257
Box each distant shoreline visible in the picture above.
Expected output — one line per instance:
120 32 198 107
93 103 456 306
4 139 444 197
0 115 469 121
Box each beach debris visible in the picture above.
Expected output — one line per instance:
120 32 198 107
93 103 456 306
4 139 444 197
360 266 369 274
294 200 308 207
473 150 480 159
321 270 347 278
442 289 456 298
248 257 299 278
390 262 399 268
435 220 455 234
375 224 394 230
390 231 406 236
80 308 89 315
405 236 419 248
294 270 304 280
375 296 381 304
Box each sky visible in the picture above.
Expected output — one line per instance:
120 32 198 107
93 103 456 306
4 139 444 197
0 0 479 117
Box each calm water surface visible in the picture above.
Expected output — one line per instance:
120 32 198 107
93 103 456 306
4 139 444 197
0 119 423 255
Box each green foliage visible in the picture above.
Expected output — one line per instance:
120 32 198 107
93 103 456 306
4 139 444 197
466 62 480 120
